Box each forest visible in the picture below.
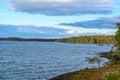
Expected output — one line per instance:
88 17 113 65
0 37 57 42
0 35 116 44
56 35 116 44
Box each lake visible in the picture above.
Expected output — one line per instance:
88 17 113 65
0 41 112 80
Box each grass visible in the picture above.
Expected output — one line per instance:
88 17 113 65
105 72 120 80
50 65 120 80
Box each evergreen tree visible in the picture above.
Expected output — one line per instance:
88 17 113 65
115 23 120 56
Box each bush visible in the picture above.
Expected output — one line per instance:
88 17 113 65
105 72 120 80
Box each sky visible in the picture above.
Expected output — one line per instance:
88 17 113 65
0 0 120 38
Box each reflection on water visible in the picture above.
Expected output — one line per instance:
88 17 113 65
0 41 111 80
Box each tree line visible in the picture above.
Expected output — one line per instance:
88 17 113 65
0 37 57 42
0 35 116 44
56 35 116 44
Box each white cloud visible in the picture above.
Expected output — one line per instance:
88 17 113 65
66 29 77 34
5 0 115 16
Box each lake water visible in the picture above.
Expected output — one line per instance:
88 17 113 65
0 41 112 80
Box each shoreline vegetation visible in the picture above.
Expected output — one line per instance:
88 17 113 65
0 37 57 42
49 64 120 80
0 35 115 44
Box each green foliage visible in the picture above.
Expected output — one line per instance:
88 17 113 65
57 35 116 44
107 51 120 65
115 23 120 56
1 35 115 45
106 23 120 65
115 23 120 43
105 72 120 80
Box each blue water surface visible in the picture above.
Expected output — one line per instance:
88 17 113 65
0 41 112 80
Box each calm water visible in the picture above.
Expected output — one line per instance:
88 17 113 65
0 41 112 80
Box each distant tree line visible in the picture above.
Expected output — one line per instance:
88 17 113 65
56 35 116 44
0 35 116 44
0 37 57 42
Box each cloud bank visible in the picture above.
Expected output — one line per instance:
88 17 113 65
0 24 77 38
0 24 116 38
5 0 115 16
60 15 120 29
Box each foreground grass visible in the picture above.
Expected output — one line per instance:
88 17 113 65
50 64 120 80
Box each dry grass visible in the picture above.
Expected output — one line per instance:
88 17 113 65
50 64 120 80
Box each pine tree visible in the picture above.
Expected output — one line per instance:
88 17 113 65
115 23 120 56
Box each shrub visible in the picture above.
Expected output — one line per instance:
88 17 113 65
105 72 120 80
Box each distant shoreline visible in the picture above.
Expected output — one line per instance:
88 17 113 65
0 37 57 42
0 35 115 45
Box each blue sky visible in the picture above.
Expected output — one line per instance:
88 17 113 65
0 0 120 38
